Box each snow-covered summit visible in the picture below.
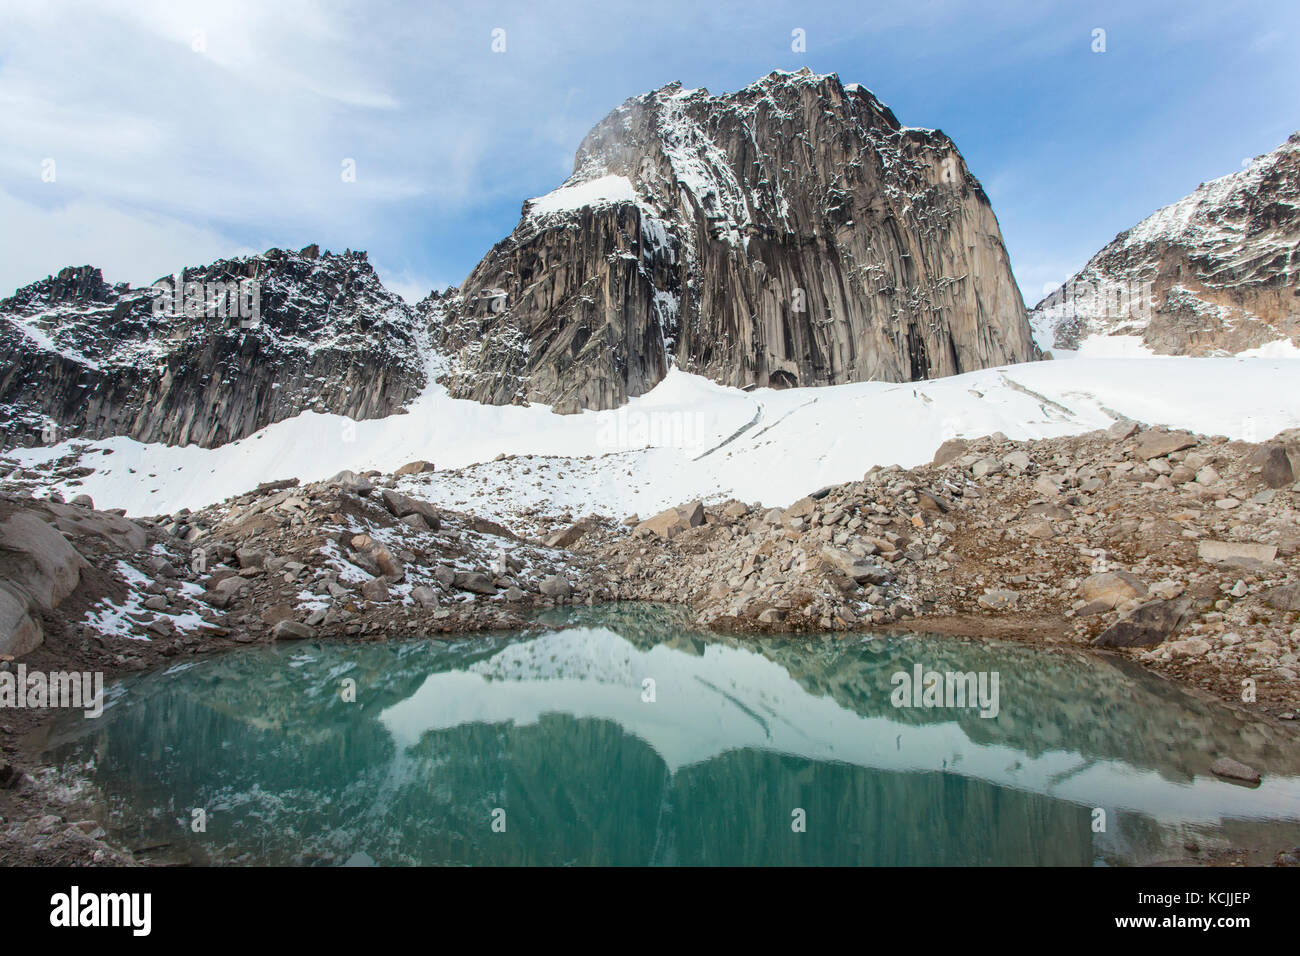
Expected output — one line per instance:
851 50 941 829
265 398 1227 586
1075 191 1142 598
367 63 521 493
434 67 1037 415
1032 132 1300 357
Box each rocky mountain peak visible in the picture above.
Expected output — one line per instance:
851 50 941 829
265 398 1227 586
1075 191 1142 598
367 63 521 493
0 245 425 450
1032 132 1300 355
2 265 123 314
433 69 1038 413
563 68 914 233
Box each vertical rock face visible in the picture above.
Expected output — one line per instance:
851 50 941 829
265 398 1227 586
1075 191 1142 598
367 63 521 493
431 68 1038 411
1031 132 1300 355
0 248 425 450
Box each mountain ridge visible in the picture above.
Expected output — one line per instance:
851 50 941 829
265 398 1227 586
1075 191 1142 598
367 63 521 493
0 246 424 450
3 68 1044 449
1031 131 1300 355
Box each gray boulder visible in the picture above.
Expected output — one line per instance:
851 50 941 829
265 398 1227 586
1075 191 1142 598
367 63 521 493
0 512 87 609
1093 598 1192 648
1251 443 1295 488
1132 430 1197 460
932 438 970 467
0 584 41 657
1263 584 1300 611
1197 540 1278 567
272 620 316 641
1079 571 1147 610
380 489 441 530
411 586 440 608
820 548 892 586
1107 420 1139 440
539 574 573 598
454 571 497 594
394 460 436 476
327 470 374 496
361 577 391 601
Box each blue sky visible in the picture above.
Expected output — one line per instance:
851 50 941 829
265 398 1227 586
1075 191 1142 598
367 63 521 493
1 0 1297 305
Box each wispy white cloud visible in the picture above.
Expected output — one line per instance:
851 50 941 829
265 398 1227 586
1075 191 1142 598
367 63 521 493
0 187 256 290
1 0 1297 305
0 0 531 294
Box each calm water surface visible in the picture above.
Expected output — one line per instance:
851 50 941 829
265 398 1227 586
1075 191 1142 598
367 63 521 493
47 604 1300 865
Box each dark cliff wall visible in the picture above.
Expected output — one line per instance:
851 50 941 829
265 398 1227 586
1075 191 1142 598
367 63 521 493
433 69 1038 412
0 249 425 450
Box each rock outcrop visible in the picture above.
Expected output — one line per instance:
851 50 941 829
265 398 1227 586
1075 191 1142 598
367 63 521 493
579 420 1300 710
0 247 425 450
0 496 140 656
431 68 1039 411
1031 132 1300 355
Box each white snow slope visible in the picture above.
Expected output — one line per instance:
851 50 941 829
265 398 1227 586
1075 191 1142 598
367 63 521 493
9 354 1299 530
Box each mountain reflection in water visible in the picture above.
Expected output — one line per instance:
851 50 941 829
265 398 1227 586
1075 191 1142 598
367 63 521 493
47 604 1300 866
